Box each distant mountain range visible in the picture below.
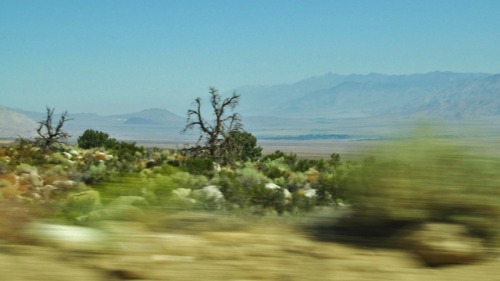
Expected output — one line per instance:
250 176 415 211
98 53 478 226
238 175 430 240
235 71 496 118
1 71 499 140
0 107 188 141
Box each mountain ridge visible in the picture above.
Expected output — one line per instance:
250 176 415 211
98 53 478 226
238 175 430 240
2 71 499 140
0 106 38 138
235 71 496 118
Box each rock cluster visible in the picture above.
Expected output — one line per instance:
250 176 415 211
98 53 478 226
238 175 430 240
0 148 115 203
403 223 487 266
172 185 225 208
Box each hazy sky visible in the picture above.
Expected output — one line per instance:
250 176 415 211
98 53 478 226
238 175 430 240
1 0 499 116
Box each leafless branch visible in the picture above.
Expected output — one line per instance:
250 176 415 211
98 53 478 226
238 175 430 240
181 87 243 163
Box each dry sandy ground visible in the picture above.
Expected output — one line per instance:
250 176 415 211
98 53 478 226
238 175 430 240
1 215 499 281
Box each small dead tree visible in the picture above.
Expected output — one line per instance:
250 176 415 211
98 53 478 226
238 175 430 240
181 87 243 163
35 107 72 150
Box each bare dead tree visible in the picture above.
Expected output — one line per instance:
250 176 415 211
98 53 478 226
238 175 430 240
181 87 243 163
34 107 72 150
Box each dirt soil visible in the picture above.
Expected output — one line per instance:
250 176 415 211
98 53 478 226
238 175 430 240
1 214 499 281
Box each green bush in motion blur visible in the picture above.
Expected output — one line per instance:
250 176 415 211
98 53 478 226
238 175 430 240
343 132 500 245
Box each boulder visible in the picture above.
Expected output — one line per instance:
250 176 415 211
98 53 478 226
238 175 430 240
19 171 43 189
283 188 293 200
94 151 113 161
52 180 77 190
303 189 317 198
40 184 58 199
24 222 108 252
265 182 281 190
94 152 107 161
171 188 197 206
172 188 192 199
403 223 487 266
192 185 225 204
265 183 292 201
62 151 73 159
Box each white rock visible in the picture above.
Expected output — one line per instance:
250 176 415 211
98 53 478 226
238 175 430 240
24 222 108 252
31 192 42 200
172 188 192 198
40 185 57 199
53 180 77 189
213 162 222 172
303 189 317 198
62 152 72 159
192 185 224 203
283 188 293 200
19 172 43 188
265 183 281 190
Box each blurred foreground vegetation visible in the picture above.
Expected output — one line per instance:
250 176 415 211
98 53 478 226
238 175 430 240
0 126 499 248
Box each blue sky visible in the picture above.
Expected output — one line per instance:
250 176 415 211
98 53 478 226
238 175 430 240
1 0 499 115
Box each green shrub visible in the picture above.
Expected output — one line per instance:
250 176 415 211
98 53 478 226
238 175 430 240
328 153 341 168
81 162 109 184
247 185 286 213
312 160 352 205
262 150 287 162
93 173 148 204
148 172 209 207
235 164 271 188
258 157 289 179
289 190 317 213
58 189 102 221
77 129 112 149
6 138 46 166
107 140 144 162
314 173 342 205
169 171 209 190
293 159 315 173
211 170 247 207
275 172 308 193
184 156 214 175
221 130 263 163
152 163 181 175
342 138 500 243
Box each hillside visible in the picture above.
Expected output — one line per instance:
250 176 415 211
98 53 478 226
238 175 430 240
415 74 500 117
64 108 187 141
0 107 37 138
236 71 494 118
110 108 185 125
2 107 188 142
